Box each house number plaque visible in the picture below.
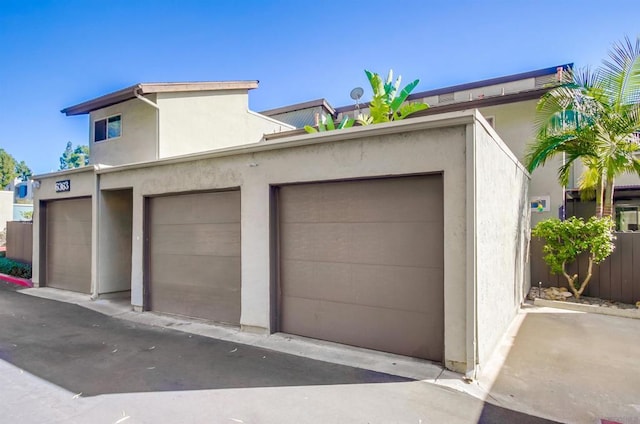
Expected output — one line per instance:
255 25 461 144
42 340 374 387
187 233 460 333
55 180 71 192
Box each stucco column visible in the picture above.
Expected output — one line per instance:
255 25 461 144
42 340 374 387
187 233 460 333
130 188 144 309
239 179 271 333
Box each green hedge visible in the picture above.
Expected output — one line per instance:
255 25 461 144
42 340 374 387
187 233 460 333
0 256 32 279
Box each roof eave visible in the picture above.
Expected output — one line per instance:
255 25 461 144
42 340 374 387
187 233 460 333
61 80 260 116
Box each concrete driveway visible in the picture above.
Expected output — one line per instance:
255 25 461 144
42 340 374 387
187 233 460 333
2 280 634 423
478 304 640 424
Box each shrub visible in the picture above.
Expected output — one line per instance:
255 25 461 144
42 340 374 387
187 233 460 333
532 216 615 299
0 257 32 279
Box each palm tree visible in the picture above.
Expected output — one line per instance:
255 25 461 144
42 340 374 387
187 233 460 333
526 36 640 218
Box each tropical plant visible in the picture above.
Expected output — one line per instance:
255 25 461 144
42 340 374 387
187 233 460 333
304 114 354 133
525 36 640 218
532 217 615 299
357 69 429 125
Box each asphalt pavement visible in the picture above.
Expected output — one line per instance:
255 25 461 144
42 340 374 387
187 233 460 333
0 281 560 423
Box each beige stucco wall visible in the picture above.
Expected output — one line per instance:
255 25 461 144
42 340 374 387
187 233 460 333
98 112 473 372
156 91 293 158
89 95 158 166
31 167 97 292
98 189 132 294
478 100 563 226
0 191 13 234
30 111 531 374
472 116 530 368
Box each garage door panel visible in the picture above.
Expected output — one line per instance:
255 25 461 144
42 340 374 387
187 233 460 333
150 191 240 224
282 260 443 313
280 177 443 224
282 296 443 360
151 282 240 324
152 255 240 289
47 221 92 247
148 190 241 325
281 222 443 267
46 198 92 293
47 198 92 222
151 223 240 256
279 175 443 361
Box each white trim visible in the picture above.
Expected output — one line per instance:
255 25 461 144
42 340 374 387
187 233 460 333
247 109 296 130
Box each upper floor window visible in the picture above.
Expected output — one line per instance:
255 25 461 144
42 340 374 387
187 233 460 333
94 115 121 142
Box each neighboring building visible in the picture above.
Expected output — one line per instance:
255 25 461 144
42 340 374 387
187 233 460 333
0 191 13 235
262 65 573 227
60 81 294 166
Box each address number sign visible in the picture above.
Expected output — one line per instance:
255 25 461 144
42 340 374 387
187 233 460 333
55 180 71 192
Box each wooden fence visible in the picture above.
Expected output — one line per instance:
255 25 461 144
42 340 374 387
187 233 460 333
6 221 32 264
531 232 640 304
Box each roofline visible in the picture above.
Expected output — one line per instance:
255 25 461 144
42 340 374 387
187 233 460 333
334 64 572 114
259 98 335 116
61 81 260 116
263 86 552 142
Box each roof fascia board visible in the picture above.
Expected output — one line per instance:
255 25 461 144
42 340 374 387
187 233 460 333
62 81 259 116
334 63 572 114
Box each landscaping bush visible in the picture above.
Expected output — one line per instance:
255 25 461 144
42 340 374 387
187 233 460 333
532 216 615 299
0 256 32 279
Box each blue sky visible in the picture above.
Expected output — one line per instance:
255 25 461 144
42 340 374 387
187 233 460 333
1 0 639 174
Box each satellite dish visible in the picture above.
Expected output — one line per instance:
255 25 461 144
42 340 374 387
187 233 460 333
350 87 364 101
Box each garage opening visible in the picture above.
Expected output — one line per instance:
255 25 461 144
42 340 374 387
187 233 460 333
43 197 92 293
98 189 133 297
277 175 444 361
145 190 241 324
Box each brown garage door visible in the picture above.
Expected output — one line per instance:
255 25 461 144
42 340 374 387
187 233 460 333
46 197 92 293
147 190 241 324
278 175 444 361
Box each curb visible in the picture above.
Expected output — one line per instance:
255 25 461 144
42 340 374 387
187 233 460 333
0 273 33 288
534 298 640 319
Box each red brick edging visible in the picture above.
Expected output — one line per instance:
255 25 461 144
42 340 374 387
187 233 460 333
0 273 33 288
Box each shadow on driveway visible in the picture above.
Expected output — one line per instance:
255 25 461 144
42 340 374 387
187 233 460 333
0 282 565 423
0 282 411 396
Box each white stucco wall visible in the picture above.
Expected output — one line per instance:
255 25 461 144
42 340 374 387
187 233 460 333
98 113 473 372
473 116 530 367
89 96 158 166
0 191 13 233
157 91 293 158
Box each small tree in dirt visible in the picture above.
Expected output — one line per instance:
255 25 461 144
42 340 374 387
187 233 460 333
532 217 615 299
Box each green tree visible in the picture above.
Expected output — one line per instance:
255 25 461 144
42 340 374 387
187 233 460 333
15 160 31 181
59 141 89 170
532 217 615 299
525 36 640 218
0 148 17 189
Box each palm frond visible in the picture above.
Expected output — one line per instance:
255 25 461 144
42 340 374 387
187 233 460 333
600 36 640 108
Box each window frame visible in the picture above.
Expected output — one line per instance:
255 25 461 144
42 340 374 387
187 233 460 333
94 113 122 143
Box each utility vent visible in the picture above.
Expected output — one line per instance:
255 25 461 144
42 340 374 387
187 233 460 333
484 116 495 128
535 74 557 89
438 93 454 104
